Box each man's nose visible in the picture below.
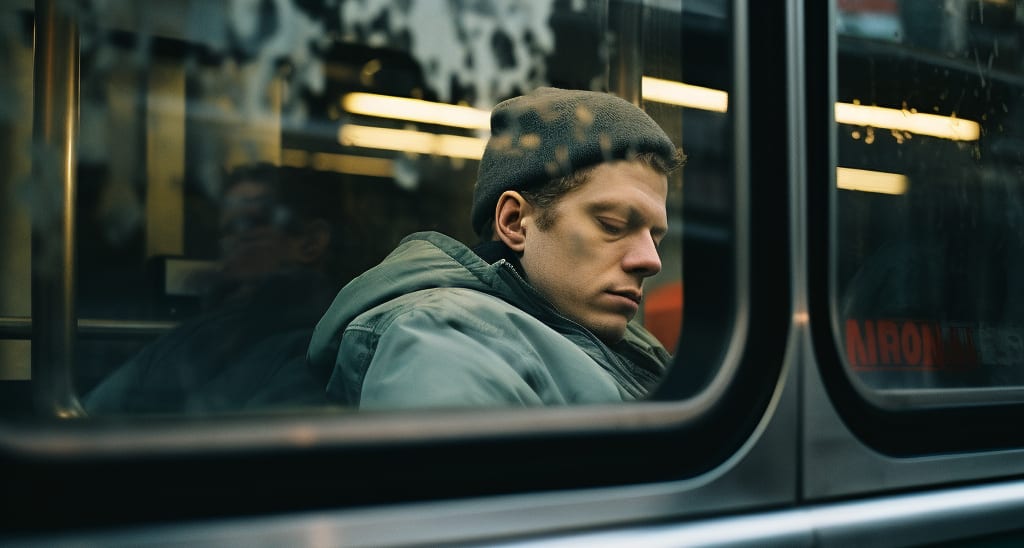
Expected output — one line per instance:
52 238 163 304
622 233 662 277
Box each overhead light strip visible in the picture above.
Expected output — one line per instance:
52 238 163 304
837 167 908 195
338 124 487 160
336 83 979 164
342 93 491 130
641 76 729 112
340 76 734 134
835 102 980 141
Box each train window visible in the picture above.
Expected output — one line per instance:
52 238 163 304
834 0 1024 407
0 1 32 415
0 0 737 419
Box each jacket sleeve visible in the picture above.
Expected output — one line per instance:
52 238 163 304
336 306 557 410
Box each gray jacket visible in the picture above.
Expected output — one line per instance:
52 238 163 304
307 231 670 409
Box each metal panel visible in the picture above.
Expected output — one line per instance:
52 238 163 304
799 0 1024 500
9 476 1022 547
0 355 800 548
802 333 1024 499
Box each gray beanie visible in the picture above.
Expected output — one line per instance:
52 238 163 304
471 87 677 235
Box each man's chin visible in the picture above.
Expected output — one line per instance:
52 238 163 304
586 321 628 346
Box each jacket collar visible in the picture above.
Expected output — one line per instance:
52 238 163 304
471 240 528 281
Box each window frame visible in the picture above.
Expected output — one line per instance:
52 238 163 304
0 0 796 534
805 0 1024 456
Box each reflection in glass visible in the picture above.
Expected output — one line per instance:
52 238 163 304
836 0 1024 390
0 0 733 417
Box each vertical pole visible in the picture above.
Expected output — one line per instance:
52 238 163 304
606 0 644 105
606 0 647 318
31 0 83 417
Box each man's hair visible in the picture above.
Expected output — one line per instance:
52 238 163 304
480 150 685 241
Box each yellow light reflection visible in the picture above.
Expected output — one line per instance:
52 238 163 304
339 86 979 145
837 167 908 195
313 153 393 177
641 76 729 112
342 93 491 130
281 148 394 178
835 103 980 141
338 125 487 160
333 85 979 170
281 148 308 168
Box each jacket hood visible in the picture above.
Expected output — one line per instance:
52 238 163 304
307 231 501 374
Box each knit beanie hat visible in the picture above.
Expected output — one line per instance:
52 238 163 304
471 87 677 236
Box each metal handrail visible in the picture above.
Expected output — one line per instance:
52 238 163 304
31 0 80 416
0 316 178 340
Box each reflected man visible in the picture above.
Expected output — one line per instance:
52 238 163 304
309 87 684 409
84 163 340 415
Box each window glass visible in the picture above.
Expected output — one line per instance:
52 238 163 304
0 3 32 389
0 0 731 418
836 0 1024 393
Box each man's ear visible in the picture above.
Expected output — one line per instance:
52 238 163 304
494 191 531 252
295 218 331 264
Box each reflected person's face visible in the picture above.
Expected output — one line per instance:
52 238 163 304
519 161 668 344
218 181 297 282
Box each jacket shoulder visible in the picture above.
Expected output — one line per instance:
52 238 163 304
330 287 628 407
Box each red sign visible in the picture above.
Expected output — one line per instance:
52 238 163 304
844 319 981 371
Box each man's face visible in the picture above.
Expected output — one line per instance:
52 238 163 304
218 180 299 282
519 160 668 344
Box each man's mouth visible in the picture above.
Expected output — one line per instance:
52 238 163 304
607 289 642 304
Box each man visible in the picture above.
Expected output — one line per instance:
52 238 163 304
308 87 685 409
83 164 340 415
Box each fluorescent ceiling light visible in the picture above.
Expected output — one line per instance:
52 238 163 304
641 76 729 112
641 77 979 142
343 78 736 129
340 86 979 144
338 124 487 160
342 93 491 130
837 166 908 195
835 102 980 141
